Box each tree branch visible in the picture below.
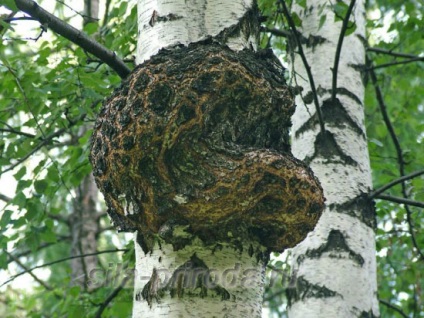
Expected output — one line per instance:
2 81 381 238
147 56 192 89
368 59 424 260
379 299 408 318
5 250 53 291
14 0 131 79
1 249 129 288
367 47 422 59
260 26 290 38
376 194 424 209
278 0 325 134
94 275 131 318
369 57 424 70
332 0 356 101
0 193 12 202
370 169 424 199
0 127 36 138
0 113 85 176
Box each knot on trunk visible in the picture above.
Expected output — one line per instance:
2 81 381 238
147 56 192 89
90 42 324 252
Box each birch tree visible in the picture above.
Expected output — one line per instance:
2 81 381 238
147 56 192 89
1 0 423 317
89 0 324 316
282 0 379 316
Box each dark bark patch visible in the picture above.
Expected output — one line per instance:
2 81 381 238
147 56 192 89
286 276 340 306
304 130 356 166
297 229 365 266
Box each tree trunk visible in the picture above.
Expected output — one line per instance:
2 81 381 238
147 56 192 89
133 2 276 316
90 0 324 316
69 0 100 288
286 0 379 317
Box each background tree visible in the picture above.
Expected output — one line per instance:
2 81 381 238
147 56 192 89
0 0 423 317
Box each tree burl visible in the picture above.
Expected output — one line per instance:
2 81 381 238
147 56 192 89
90 42 324 253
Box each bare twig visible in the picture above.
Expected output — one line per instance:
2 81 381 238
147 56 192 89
14 0 131 78
5 250 53 291
368 59 424 260
379 299 408 318
368 57 424 70
370 169 424 199
55 0 98 22
332 0 356 101
0 193 12 202
260 26 290 38
376 194 424 209
0 127 36 138
278 0 325 134
94 275 132 318
1 249 129 288
367 47 422 59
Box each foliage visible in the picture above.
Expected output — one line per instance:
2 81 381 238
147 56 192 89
0 0 423 317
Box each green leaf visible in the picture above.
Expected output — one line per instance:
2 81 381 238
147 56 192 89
318 14 327 30
2 0 18 11
290 12 303 27
296 0 307 9
333 1 348 21
13 166 26 180
0 210 13 228
34 179 48 194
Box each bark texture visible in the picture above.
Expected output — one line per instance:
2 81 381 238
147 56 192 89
137 0 260 63
286 0 379 317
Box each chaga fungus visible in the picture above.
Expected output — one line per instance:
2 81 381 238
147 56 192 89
90 42 324 252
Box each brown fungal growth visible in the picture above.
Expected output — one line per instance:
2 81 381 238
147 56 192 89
90 42 324 252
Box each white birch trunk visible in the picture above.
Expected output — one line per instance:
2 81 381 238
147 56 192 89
133 1 265 316
136 0 256 64
287 0 379 317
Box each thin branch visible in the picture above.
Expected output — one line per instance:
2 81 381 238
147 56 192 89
368 59 424 260
0 11 16 34
0 127 36 138
5 250 53 291
94 275 131 318
370 169 424 199
376 194 424 209
1 126 68 175
379 299 408 318
0 193 12 202
55 0 98 22
278 0 325 134
331 0 356 101
14 0 131 79
1 249 129 288
367 47 422 59
0 113 85 176
6 242 58 265
260 26 290 38
369 57 424 70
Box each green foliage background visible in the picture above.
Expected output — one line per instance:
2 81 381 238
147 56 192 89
0 0 422 317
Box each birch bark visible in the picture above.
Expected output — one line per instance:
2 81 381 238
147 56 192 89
286 1 379 317
133 1 265 316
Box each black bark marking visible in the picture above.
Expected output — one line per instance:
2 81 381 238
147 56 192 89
140 268 163 307
329 193 376 229
304 130 357 166
297 229 364 266
164 254 231 301
296 97 364 138
286 276 340 306
360 310 379 318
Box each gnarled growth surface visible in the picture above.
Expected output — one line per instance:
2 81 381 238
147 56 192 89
90 42 324 252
